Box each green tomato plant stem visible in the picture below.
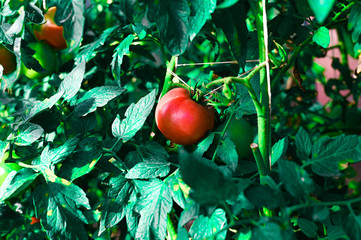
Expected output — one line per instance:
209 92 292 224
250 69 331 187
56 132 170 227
250 0 271 176
159 56 177 99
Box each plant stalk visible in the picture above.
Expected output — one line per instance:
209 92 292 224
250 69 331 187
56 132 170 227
250 0 271 175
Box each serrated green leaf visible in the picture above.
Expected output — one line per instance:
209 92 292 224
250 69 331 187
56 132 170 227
178 200 199 229
278 159 314 198
179 149 237 206
74 86 125 117
0 168 40 202
75 26 118 65
216 137 238 171
134 179 172 240
313 26 330 48
189 0 216 40
166 170 189 209
244 184 280 209
99 175 133 235
125 141 169 168
126 162 170 179
58 146 102 181
112 89 156 142
22 92 63 122
59 60 86 102
271 137 288 166
189 208 227 240
15 123 43 146
311 135 361 177
0 140 6 161
111 34 135 83
34 180 90 240
34 138 79 170
153 0 190 55
295 127 312 160
307 0 335 24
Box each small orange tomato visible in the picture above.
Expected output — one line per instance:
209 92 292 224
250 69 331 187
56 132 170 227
33 6 67 50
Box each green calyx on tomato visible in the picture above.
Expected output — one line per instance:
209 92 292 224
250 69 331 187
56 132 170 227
0 162 21 187
21 41 57 79
0 44 17 75
217 116 253 159
33 6 67 50
155 87 215 145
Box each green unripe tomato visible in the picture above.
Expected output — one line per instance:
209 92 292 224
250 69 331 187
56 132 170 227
218 116 253 159
21 41 57 79
0 162 21 187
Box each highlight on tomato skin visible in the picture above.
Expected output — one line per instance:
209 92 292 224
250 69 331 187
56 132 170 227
155 87 215 145
0 44 17 75
33 6 67 50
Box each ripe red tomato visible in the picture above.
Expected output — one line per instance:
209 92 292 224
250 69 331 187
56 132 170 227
33 6 67 50
0 44 16 75
218 116 253 159
155 88 215 145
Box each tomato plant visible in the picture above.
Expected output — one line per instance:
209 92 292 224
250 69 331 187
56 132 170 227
33 6 67 50
0 44 16 75
21 41 57 79
1 0 361 239
155 88 215 145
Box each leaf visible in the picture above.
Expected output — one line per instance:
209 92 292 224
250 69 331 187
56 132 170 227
152 0 190 55
252 222 282 240
213 1 248 70
99 175 134 235
165 170 189 209
271 137 288 166
33 171 91 239
244 184 280 209
295 127 312 160
111 89 156 142
310 135 361 177
125 141 169 168
57 138 102 181
0 168 40 202
57 0 85 53
193 133 215 159
111 34 135 84
313 26 330 48
134 179 173 240
22 92 64 122
189 208 227 240
15 123 43 146
298 218 318 238
74 86 125 117
278 159 315 198
179 149 237 206
216 137 238 171
75 26 118 64
188 0 217 40
59 60 86 102
349 3 361 44
307 0 335 24
126 162 170 179
343 213 361 240
33 138 79 170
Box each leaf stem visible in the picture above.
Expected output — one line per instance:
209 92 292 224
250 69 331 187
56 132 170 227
167 213 177 240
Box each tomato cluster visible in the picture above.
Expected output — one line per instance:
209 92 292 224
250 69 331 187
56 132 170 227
155 88 215 145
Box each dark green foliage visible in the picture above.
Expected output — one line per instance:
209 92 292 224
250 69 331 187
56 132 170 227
0 0 361 239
